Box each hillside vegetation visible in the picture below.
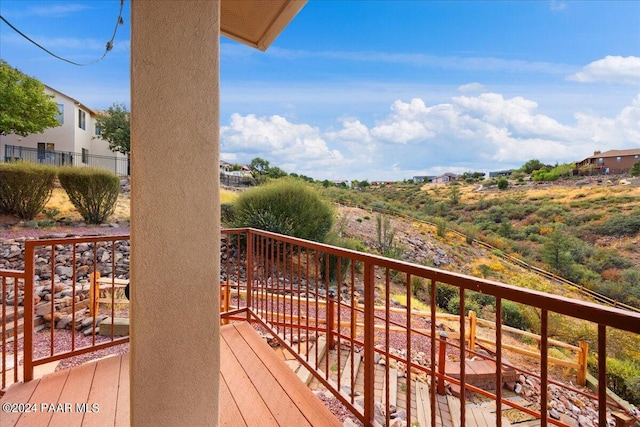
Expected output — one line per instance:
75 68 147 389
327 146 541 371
318 177 640 309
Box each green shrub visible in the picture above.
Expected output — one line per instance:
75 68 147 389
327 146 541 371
0 162 56 220
435 217 447 237
469 291 496 308
461 223 478 244
497 177 509 190
592 213 640 237
435 284 457 309
501 300 531 330
595 357 640 405
411 276 424 297
58 168 120 224
233 178 333 242
447 296 481 316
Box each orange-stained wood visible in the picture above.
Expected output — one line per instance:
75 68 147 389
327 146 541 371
0 322 341 427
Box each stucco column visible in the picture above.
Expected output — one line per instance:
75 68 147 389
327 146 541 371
130 1 220 426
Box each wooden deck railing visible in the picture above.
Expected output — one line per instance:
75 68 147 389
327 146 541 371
1 235 131 392
3 230 640 427
220 228 640 427
1 269 25 391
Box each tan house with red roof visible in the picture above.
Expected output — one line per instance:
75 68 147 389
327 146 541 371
575 148 640 174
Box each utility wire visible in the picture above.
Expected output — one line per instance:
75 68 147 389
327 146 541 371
0 0 125 66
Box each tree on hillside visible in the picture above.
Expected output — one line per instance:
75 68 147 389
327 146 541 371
250 157 270 175
267 166 287 179
95 103 130 155
520 159 544 174
631 161 640 177
541 228 575 277
0 60 60 136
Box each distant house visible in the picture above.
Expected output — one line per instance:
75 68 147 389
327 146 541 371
0 85 128 175
412 175 436 183
219 160 233 172
575 149 640 175
370 181 396 186
489 169 515 178
432 173 458 184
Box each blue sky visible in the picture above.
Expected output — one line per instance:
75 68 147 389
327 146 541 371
1 1 639 181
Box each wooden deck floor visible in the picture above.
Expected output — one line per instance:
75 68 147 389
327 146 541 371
0 322 342 427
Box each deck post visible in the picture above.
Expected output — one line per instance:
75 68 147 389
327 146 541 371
468 310 476 356
437 331 448 395
327 295 335 349
246 230 254 322
23 242 35 382
363 261 376 425
577 341 588 386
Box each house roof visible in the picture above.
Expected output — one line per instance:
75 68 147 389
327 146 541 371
583 148 640 160
221 0 307 51
44 85 98 116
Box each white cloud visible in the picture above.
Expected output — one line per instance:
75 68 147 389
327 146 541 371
220 114 346 178
221 90 640 180
457 83 486 93
19 4 91 17
261 46 572 75
568 56 640 85
549 1 567 12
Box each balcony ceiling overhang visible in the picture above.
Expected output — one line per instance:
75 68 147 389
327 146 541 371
221 0 307 51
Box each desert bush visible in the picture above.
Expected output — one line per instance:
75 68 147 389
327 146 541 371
588 356 640 405
58 168 120 224
434 283 457 309
592 213 640 237
469 291 496 308
447 296 481 316
434 217 447 237
233 178 333 242
0 162 56 219
411 276 424 297
461 222 479 244
497 177 509 189
501 300 531 330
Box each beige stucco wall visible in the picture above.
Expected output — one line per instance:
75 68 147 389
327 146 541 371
130 1 221 426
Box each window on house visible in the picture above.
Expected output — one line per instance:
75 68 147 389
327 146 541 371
95 124 101 136
56 104 64 124
617 157 622 162
635 155 639 159
78 110 86 130
82 148 89 164
37 143 55 162
598 158 604 164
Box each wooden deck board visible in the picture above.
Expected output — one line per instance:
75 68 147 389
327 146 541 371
224 322 341 426
1 322 341 427
82 353 122 427
114 355 130 427
48 361 97 427
220 376 248 427
0 378 39 427
15 368 70 427
219 336 280 427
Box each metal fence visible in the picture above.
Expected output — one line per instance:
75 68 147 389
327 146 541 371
3 145 129 176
